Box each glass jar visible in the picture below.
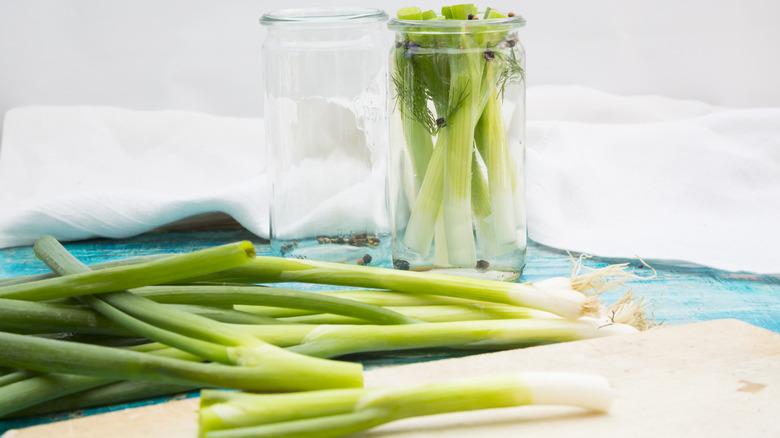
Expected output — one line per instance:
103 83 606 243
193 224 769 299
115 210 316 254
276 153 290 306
260 8 391 265
387 15 527 278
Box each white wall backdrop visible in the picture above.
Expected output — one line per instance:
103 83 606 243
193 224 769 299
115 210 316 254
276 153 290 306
1 0 779 138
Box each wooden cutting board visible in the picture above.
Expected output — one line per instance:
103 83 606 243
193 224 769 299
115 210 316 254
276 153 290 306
4 319 779 437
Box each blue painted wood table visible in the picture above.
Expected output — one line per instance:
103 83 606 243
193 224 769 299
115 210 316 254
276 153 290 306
1 227 778 433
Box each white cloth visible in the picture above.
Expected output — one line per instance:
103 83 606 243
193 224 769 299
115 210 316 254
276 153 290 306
1 86 779 273
0 106 269 245
526 86 780 274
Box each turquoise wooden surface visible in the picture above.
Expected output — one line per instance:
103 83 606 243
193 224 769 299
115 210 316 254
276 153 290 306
1 228 778 432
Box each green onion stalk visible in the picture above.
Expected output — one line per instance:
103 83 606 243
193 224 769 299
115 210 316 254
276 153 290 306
184 255 608 320
0 298 283 336
0 240 256 301
284 317 638 359
180 317 638 358
269 303 555 325
134 284 422 325
198 371 613 438
0 343 198 418
389 5 527 273
7 379 195 419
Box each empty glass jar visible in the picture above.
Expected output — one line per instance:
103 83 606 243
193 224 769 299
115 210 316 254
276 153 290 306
387 15 527 278
260 8 391 265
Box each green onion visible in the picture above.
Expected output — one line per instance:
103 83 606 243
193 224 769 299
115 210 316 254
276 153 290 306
0 344 199 418
0 254 170 287
184 256 597 319
8 380 195 418
0 369 37 387
191 317 637 357
286 318 636 358
0 298 291 336
199 371 613 438
234 305 317 319
163 304 290 325
315 289 475 306
440 26 482 266
401 135 445 256
278 303 554 324
475 88 519 252
0 240 254 301
199 387 373 434
135 284 422 325
0 298 129 336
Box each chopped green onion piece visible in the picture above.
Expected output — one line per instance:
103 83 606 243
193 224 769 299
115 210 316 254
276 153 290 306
396 7 423 20
449 3 477 20
421 9 438 20
484 7 508 19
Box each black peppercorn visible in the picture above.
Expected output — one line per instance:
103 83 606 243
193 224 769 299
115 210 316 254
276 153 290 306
394 259 411 270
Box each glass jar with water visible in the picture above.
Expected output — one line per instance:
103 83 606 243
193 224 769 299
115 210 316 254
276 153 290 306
387 11 527 279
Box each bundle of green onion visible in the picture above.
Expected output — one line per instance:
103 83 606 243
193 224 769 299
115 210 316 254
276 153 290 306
389 4 527 271
0 235 653 436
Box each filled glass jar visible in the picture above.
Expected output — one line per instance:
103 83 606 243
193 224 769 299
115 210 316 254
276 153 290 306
387 9 527 278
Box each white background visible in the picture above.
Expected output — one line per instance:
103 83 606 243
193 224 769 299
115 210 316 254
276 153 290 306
1 0 779 139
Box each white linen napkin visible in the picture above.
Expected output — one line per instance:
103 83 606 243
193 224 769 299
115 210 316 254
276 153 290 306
1 86 778 273
0 106 269 246
526 86 780 274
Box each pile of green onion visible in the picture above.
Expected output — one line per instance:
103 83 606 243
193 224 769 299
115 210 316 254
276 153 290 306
0 234 653 436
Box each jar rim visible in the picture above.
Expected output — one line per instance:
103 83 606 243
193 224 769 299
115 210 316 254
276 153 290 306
260 8 388 27
388 15 526 32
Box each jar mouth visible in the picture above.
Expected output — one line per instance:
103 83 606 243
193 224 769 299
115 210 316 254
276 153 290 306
260 8 388 27
388 15 526 32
